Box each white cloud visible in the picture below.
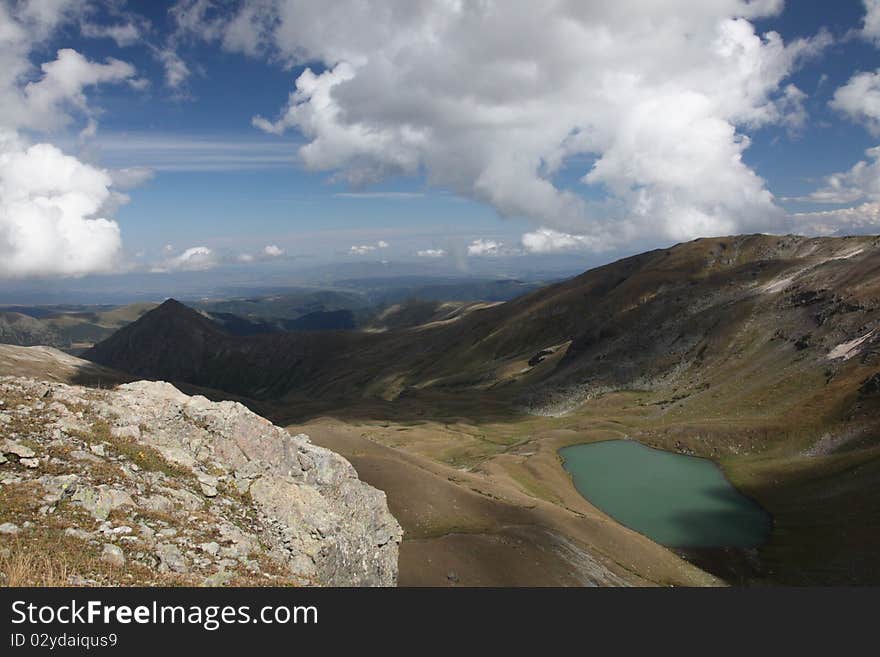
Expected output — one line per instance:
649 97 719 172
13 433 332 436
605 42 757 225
467 239 503 257
791 202 880 235
1 48 135 132
155 47 191 90
521 228 604 253
109 166 155 190
807 2 880 230
416 248 447 258
349 240 388 254
212 0 829 249
152 246 218 272
0 131 123 277
80 21 142 47
831 70 880 136
236 244 285 262
864 0 880 45
0 4 138 279
170 0 226 42
7 0 85 41
808 146 880 204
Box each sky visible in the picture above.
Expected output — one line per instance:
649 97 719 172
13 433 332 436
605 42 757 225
1 0 880 293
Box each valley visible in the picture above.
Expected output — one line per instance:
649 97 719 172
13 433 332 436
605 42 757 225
4 233 880 586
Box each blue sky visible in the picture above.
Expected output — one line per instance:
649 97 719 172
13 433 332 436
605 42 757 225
1 1 880 291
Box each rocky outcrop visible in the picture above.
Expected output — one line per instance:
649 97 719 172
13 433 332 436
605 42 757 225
0 376 401 586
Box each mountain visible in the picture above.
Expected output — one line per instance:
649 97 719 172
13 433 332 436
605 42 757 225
336 276 547 305
0 303 157 354
84 299 230 381
194 289 370 322
365 299 502 332
0 311 63 347
83 234 880 586
86 234 880 409
284 309 356 330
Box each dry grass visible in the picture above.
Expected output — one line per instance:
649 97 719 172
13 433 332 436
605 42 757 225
0 541 71 586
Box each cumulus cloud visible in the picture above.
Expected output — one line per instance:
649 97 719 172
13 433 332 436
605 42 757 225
152 246 218 272
416 248 446 258
349 240 388 254
808 146 880 204
521 228 604 254
792 202 880 235
237 244 286 262
215 0 829 248
831 70 880 136
0 131 123 277
1 47 135 132
800 1 880 234
467 239 503 257
0 2 137 278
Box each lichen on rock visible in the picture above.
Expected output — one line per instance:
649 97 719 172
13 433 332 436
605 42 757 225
0 376 402 587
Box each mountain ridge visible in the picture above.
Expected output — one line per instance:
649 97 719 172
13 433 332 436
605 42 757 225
39 234 880 584
85 234 880 414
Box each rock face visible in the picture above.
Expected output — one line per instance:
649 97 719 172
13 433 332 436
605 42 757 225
0 376 401 586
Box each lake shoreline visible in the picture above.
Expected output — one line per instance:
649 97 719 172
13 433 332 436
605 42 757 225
558 439 773 571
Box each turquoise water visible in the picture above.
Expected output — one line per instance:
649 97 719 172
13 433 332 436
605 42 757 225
559 440 772 548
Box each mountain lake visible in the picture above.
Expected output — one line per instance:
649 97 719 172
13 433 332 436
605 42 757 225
559 440 772 548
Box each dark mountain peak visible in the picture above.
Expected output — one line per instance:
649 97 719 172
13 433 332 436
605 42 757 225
157 297 186 310
136 298 221 330
83 298 225 381
153 297 200 316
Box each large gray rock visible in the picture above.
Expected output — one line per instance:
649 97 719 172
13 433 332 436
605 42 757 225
110 381 402 586
0 376 401 587
1 439 35 458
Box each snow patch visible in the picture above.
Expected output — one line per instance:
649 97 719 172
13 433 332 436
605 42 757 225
826 330 876 360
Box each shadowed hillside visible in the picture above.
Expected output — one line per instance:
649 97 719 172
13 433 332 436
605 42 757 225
82 234 880 586
86 234 880 417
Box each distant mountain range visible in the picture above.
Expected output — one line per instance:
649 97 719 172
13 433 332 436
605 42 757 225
0 277 545 352
85 235 880 416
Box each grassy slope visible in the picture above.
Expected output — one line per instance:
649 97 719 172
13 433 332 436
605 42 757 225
80 234 880 585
